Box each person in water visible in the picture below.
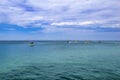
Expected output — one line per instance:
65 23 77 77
29 42 34 46
30 42 34 44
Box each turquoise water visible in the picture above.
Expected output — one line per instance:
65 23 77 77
0 41 120 80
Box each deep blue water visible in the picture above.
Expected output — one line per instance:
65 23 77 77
0 41 120 80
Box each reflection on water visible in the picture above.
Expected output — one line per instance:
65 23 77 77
0 41 120 80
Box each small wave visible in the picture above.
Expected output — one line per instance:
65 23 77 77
0 63 120 80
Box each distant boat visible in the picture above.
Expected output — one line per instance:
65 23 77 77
74 40 79 43
29 42 35 46
67 40 79 43
67 40 72 43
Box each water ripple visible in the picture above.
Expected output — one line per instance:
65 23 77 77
0 63 120 80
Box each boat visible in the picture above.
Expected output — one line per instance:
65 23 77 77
29 42 35 46
67 40 79 43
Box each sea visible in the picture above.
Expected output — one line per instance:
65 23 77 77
0 41 120 80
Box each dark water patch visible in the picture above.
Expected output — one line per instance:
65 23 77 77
54 73 75 80
91 70 100 73
70 74 86 80
59 76 74 80
47 65 56 68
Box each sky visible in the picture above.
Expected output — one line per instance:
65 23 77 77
0 0 120 40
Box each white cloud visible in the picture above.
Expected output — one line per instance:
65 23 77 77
51 20 120 28
51 21 100 26
0 0 120 30
41 25 95 33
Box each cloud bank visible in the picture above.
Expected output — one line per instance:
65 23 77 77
0 0 120 32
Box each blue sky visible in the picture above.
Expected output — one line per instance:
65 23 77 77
0 0 120 40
